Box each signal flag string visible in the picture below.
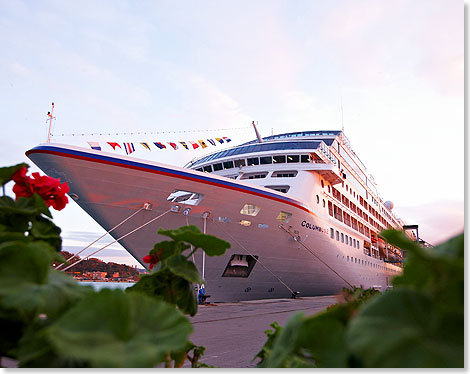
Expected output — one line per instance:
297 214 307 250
51 125 253 138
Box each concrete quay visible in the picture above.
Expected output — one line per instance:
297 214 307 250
188 295 337 368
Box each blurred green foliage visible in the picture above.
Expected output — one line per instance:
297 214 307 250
256 230 464 368
0 164 229 368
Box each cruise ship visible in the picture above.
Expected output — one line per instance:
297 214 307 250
26 128 408 301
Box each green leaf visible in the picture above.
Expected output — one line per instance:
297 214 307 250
0 241 89 320
30 289 192 367
158 225 230 256
347 288 464 368
127 269 197 316
297 315 349 367
381 229 422 253
258 313 313 368
391 233 463 315
30 215 62 251
0 163 28 186
166 254 202 284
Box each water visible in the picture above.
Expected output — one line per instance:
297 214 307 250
79 281 135 291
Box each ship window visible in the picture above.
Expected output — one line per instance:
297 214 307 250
273 155 286 163
316 195 320 204
347 256 350 261
266 185 290 193
350 237 353 246
196 168 203 172
328 185 331 193
247 157 259 166
239 220 252 227
287 155 299 163
167 190 204 205
240 204 261 216
301 155 310 163
203 165 213 173
234 159 246 167
213 163 223 171
223 160 234 169
341 233 344 243
345 235 348 243
241 172 268 180
272 171 298 178
277 211 292 223
336 231 339 241
260 156 272 164
323 199 326 208
321 180 324 188
330 228 334 239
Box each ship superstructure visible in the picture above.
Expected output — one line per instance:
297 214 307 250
27 129 407 301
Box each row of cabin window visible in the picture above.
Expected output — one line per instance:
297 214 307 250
329 200 376 239
330 228 361 249
341 255 397 273
321 175 395 230
195 154 311 173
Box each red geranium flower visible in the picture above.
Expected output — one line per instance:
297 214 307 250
12 167 34 198
11 167 69 211
143 254 159 270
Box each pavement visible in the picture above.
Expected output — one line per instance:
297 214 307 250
1 295 336 368
188 295 337 368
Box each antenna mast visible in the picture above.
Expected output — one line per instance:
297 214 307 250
46 102 55 143
340 92 344 132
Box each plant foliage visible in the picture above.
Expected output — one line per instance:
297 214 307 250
0 164 229 368
256 230 464 368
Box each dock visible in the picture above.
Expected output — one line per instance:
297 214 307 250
189 295 337 368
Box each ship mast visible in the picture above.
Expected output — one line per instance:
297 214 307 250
252 120 263 143
46 102 55 143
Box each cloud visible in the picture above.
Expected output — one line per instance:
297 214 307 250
395 199 464 245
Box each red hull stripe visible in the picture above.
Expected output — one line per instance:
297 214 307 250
26 146 315 216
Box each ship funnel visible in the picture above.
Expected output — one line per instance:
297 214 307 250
252 121 263 143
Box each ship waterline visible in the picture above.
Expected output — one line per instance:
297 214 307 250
27 130 404 302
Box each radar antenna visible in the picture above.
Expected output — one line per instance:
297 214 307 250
252 120 263 143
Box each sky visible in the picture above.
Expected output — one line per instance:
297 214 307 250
1 0 464 266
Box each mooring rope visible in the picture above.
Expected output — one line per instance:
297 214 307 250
279 224 354 289
56 206 146 270
214 219 296 296
61 209 171 272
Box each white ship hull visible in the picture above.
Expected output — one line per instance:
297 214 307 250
27 142 402 302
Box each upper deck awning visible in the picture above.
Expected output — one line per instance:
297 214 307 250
186 139 335 168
